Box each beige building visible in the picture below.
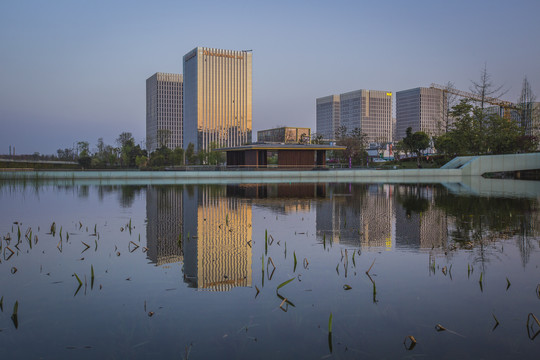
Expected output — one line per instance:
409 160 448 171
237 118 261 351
317 90 393 143
257 127 311 143
146 73 183 152
183 47 252 151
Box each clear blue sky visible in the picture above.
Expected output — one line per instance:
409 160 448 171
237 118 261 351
1 0 539 154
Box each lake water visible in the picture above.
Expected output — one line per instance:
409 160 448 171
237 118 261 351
0 180 539 359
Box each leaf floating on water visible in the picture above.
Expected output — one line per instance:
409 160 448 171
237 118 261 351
343 284 352 290
11 267 17 274
148 311 154 317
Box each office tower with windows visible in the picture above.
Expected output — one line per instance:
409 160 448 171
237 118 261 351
395 87 447 141
146 73 183 153
317 90 392 143
316 95 340 140
183 47 252 151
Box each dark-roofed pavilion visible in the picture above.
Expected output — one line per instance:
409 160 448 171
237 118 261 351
218 144 346 169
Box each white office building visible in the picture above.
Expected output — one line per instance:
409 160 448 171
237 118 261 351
146 73 183 152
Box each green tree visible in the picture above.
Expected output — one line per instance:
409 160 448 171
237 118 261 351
171 147 185 165
185 143 197 165
335 126 368 167
403 127 430 166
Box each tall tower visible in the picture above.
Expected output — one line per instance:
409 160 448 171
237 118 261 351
146 73 183 153
183 47 252 151
316 95 340 140
395 87 447 141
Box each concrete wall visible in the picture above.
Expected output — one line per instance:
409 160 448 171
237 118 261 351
460 153 540 176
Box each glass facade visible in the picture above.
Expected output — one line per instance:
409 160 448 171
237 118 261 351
183 47 252 151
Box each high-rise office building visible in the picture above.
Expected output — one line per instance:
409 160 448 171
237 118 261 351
146 73 183 153
183 47 252 151
316 95 340 140
395 87 447 141
317 90 392 143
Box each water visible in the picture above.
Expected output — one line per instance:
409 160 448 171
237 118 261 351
0 181 539 359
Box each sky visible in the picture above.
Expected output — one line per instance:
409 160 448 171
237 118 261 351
1 0 539 155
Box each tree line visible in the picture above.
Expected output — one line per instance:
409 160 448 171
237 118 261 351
55 132 224 169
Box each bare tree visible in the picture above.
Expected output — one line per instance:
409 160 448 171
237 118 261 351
443 81 459 132
517 76 539 137
469 63 508 111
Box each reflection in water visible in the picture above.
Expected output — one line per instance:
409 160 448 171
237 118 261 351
144 182 540 270
183 186 252 291
316 184 393 249
395 185 448 250
146 186 184 265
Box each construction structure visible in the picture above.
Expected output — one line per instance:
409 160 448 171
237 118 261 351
430 83 518 119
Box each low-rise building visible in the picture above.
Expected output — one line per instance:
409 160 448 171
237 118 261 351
257 127 311 144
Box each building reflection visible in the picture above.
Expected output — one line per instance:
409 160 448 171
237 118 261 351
146 186 184 265
183 186 252 291
316 184 393 250
394 185 449 251
229 183 325 214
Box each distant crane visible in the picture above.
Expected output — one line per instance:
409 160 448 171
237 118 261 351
430 83 518 119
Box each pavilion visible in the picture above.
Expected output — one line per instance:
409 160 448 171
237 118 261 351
218 143 346 169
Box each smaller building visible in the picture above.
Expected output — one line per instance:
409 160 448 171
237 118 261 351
219 144 345 169
257 127 311 144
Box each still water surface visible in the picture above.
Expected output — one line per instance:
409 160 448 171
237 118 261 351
0 181 539 359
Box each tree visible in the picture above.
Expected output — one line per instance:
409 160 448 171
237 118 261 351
116 132 134 149
157 129 172 149
469 63 507 111
171 147 185 166
403 127 429 166
517 76 539 140
335 126 368 167
185 143 197 165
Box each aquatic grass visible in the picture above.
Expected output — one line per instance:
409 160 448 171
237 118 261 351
403 335 417 350
293 251 297 272
265 229 268 255
328 313 333 353
527 313 540 340
11 300 19 329
91 265 95 290
492 314 500 331
506 277 511 290
74 273 83 286
0 295 3 312
328 312 333 333
81 241 90 253
276 277 295 291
